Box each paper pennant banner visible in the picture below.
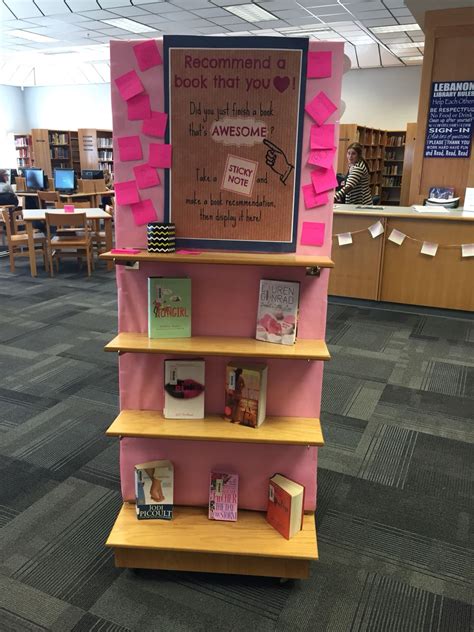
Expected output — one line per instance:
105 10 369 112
461 243 474 258
337 232 352 246
388 229 406 245
421 241 438 257
368 221 384 238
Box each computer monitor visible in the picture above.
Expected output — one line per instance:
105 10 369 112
10 169 18 185
24 168 45 191
81 169 103 180
54 168 76 193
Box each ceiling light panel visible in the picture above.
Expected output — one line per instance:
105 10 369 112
371 23 421 33
101 18 156 33
8 29 59 42
390 42 425 49
224 4 277 22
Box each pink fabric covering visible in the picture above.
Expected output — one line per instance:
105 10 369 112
110 39 344 512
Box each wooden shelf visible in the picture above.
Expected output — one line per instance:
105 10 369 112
105 333 331 360
106 504 317 577
100 250 334 269
106 410 324 445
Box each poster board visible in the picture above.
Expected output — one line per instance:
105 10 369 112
164 35 308 252
424 80 474 158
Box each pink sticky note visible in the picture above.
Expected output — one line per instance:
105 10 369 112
305 91 337 125
310 124 335 150
111 248 141 254
64 204 74 213
301 222 325 247
127 93 151 121
133 163 161 189
176 249 201 255
307 51 332 79
142 111 168 137
308 147 336 169
302 185 328 209
133 40 162 72
118 135 143 162
130 199 158 226
115 180 140 205
115 70 144 101
311 166 339 194
149 143 172 168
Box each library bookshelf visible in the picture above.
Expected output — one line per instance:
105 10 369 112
13 133 34 169
78 129 114 176
31 129 81 178
102 251 332 579
338 124 416 205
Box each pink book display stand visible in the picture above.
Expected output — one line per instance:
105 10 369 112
106 37 344 579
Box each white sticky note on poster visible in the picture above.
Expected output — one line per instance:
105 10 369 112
461 243 474 258
388 229 406 245
463 188 474 211
337 232 352 246
421 242 438 257
368 221 384 238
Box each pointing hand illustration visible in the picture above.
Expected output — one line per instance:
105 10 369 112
263 139 294 185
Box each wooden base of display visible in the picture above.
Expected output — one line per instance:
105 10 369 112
107 504 317 579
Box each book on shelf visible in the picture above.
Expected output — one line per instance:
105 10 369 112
256 279 299 346
208 472 238 521
266 473 305 540
224 362 267 427
135 459 174 520
148 277 191 339
164 359 205 419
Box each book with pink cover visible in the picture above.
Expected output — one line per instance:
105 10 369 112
208 472 238 521
256 279 300 345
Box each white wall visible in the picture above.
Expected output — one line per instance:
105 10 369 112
24 84 112 130
0 85 29 165
341 66 422 129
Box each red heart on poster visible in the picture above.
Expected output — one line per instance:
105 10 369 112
273 76 290 93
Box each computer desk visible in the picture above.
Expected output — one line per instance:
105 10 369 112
59 190 115 208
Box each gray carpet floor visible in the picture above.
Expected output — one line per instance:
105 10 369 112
0 257 472 632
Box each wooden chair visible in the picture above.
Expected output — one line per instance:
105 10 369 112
1 208 48 273
77 179 95 193
38 191 60 209
45 211 94 277
15 176 26 191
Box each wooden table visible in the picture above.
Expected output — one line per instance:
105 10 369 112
22 208 113 277
59 190 114 208
329 204 474 311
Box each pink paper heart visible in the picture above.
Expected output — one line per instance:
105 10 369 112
273 76 290 93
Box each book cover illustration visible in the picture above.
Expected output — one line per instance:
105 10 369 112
256 279 300 345
224 362 267 428
266 473 305 540
135 459 174 520
428 186 455 200
164 359 205 419
148 277 191 339
208 472 238 522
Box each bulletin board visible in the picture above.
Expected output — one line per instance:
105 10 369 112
163 35 308 252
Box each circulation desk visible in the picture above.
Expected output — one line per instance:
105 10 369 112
329 205 474 312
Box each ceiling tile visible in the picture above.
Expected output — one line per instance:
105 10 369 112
382 0 405 7
307 7 350 17
95 1 134 7
105 6 153 17
209 15 249 26
391 8 412 17
356 43 381 67
51 12 90 23
190 7 230 18
295 0 340 6
78 9 121 20
34 0 71 15
270 9 311 19
169 0 213 7
3 19 39 29
360 18 398 27
379 46 403 66
4 1 43 19
343 1 386 12
196 25 230 33
66 0 98 10
396 17 417 24
350 9 392 19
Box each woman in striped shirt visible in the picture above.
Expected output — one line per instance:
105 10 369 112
334 142 373 205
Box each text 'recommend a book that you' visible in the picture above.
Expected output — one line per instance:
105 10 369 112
148 277 191 338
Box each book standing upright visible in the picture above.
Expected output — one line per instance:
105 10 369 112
103 36 344 579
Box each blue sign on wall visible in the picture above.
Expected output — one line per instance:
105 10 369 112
424 81 474 158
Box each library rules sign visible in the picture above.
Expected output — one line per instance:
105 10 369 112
163 35 308 252
424 81 474 158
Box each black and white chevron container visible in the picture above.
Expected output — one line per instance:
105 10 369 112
147 222 176 253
